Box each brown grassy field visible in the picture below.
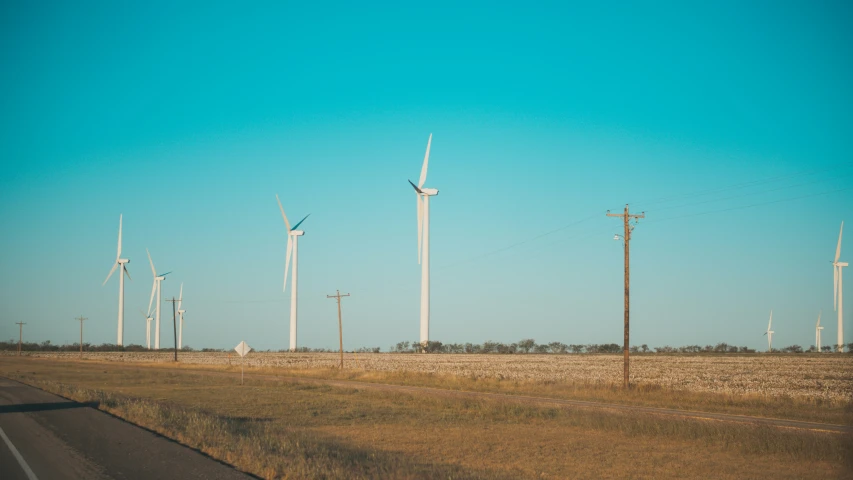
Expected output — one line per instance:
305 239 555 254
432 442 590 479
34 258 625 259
1 356 851 479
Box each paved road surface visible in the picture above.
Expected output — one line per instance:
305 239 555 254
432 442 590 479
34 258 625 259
0 377 254 480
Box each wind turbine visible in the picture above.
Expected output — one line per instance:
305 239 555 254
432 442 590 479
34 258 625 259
276 195 310 351
103 214 131 346
763 310 774 352
177 283 186 350
832 221 847 353
146 249 171 350
816 310 824 353
407 134 438 348
139 309 153 350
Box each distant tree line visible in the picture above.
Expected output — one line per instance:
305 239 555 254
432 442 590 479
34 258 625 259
389 340 853 354
3 339 853 354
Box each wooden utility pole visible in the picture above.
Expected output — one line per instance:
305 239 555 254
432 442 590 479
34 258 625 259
326 290 351 369
75 315 87 358
164 297 180 362
607 204 645 388
16 322 26 356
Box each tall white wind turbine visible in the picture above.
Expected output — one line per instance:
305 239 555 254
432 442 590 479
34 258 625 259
103 214 131 346
816 310 824 353
146 249 171 350
763 310 774 352
408 134 438 348
832 221 847 352
276 195 310 351
177 283 186 350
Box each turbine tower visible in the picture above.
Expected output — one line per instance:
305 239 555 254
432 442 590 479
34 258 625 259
139 309 153 350
407 134 438 348
146 249 171 350
103 214 131 345
276 195 310 351
832 221 847 353
177 283 186 350
763 310 774 352
816 310 824 353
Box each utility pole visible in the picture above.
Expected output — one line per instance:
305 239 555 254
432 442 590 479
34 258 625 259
75 315 87 358
16 322 26 356
326 290 351 369
164 297 180 362
607 204 645 388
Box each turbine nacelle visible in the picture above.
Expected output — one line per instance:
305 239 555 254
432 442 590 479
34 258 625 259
420 187 439 196
289 230 305 236
118 258 129 264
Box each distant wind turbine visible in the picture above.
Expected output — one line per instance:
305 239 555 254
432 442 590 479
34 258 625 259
177 283 186 350
276 194 310 351
832 221 847 353
816 310 824 353
146 249 171 350
763 310 774 352
103 214 131 346
139 309 153 350
407 134 438 347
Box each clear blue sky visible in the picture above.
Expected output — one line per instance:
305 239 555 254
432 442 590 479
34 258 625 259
1 1 851 351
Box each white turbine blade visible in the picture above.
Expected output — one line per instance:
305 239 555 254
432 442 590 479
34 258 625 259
834 267 838 310
276 194 291 231
103 262 118 286
817 310 821 327
416 193 423 264
147 280 157 317
147 248 156 277
835 221 844 263
178 282 183 310
418 133 432 188
768 311 772 330
283 235 293 292
116 214 123 261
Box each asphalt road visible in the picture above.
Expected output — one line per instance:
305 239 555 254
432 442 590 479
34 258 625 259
0 377 254 480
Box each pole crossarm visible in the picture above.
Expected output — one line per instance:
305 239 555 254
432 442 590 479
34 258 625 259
327 290 351 369
607 204 644 388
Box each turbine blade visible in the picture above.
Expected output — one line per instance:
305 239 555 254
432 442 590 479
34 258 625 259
292 214 311 231
817 310 821 327
417 193 423 264
103 262 118 286
160 271 172 277
139 309 147 319
147 280 157 317
276 194 291 231
124 265 131 281
768 311 772 330
178 282 183 310
147 249 156 277
836 221 844 263
283 235 293 292
116 214 123 261
407 179 423 194
418 133 432 188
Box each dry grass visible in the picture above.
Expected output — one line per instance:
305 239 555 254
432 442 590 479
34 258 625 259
2 357 852 479
8 351 851 402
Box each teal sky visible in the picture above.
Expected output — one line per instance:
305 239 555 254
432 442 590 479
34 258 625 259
1 1 851 351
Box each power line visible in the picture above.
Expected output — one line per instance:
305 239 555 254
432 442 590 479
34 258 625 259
646 171 853 213
630 163 852 209
645 186 852 225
